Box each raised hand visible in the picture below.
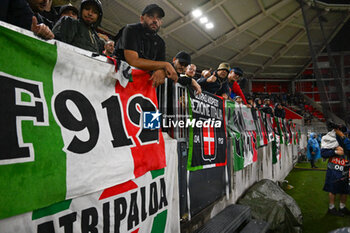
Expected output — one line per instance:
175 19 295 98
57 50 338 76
31 16 54 40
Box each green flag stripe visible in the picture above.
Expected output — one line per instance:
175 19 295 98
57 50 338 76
150 210 168 233
186 89 203 171
150 168 165 179
0 25 66 219
32 199 72 220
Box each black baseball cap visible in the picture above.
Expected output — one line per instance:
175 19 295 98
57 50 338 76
175 51 191 66
231 67 243 76
142 4 165 18
59 4 79 17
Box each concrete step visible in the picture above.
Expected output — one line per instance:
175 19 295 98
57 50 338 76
196 204 250 233
240 219 270 233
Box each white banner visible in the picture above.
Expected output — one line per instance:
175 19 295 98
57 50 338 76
0 134 179 233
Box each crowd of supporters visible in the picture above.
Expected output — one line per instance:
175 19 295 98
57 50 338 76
1 0 317 124
1 1 251 105
250 92 321 124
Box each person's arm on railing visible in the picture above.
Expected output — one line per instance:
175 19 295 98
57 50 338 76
124 50 178 87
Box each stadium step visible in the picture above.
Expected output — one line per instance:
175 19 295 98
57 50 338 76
195 204 268 233
240 219 270 233
196 204 250 233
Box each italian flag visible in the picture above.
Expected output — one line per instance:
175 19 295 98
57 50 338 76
0 23 165 220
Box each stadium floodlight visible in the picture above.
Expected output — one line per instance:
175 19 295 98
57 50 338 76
205 22 214 29
192 9 202 18
200 17 208 24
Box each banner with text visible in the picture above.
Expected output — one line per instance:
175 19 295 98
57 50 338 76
0 137 179 233
0 23 165 220
187 90 227 171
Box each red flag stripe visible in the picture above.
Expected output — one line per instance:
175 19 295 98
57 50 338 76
99 180 138 200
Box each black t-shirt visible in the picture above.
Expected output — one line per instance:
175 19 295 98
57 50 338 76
115 23 165 62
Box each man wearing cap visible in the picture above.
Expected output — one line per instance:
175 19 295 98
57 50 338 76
228 67 247 104
114 4 177 87
172 51 201 94
58 4 78 20
197 62 231 99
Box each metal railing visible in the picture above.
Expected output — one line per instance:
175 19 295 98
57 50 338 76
157 80 190 140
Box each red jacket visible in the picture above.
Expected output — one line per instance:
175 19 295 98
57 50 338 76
230 81 247 104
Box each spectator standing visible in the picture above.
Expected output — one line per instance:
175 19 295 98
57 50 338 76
246 96 254 108
53 0 105 54
234 96 243 106
58 4 78 20
114 4 177 87
254 98 263 109
27 0 53 29
321 126 350 216
185 64 197 78
172 52 201 94
307 132 321 168
103 40 115 57
197 62 231 99
260 98 274 116
41 0 58 24
227 67 247 104
200 69 211 80
0 0 54 39
274 103 285 118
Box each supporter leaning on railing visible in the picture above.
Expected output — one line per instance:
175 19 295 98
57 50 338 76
113 4 178 87
1 0 54 39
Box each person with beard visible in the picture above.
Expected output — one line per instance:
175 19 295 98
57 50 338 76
52 0 105 54
114 4 177 87
1 0 54 39
103 40 115 57
197 62 231 99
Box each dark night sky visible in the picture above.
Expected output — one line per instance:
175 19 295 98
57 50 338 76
330 18 350 51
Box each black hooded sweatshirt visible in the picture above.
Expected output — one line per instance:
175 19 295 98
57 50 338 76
52 0 104 54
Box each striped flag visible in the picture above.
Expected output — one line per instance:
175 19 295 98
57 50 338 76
226 101 244 171
0 138 179 233
0 23 165 220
